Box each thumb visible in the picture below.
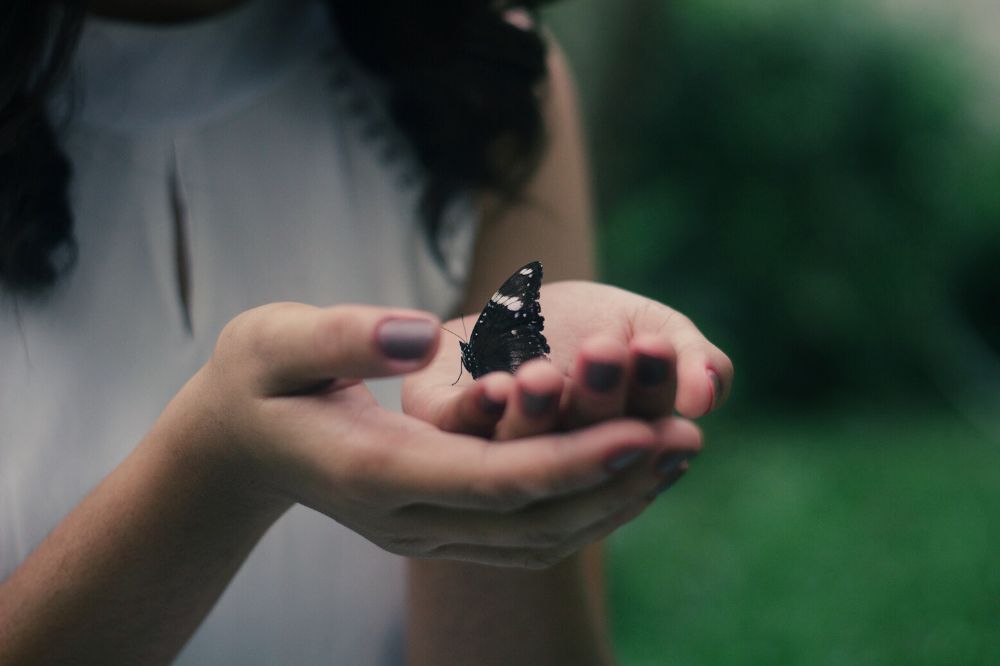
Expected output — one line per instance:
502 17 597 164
246 303 440 393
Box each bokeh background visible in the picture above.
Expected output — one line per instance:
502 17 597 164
543 0 1000 663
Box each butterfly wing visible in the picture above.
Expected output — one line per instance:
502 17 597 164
461 261 550 379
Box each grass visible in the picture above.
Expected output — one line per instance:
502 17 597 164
608 410 1000 665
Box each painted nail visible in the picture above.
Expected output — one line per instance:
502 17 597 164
376 319 436 360
655 451 692 476
635 353 669 386
645 468 687 501
479 393 506 416
585 361 623 393
604 448 646 473
521 391 557 417
706 369 722 414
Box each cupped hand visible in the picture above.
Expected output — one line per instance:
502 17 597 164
177 302 700 568
402 280 733 440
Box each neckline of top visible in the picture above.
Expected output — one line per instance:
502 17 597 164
55 0 335 133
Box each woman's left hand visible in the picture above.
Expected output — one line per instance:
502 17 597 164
402 281 733 440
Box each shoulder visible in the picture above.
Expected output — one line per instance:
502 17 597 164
503 8 579 119
540 33 584 153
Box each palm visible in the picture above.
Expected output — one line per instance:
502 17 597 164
402 281 732 439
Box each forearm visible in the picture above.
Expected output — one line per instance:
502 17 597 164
407 35 616 665
407 546 615 666
0 372 289 665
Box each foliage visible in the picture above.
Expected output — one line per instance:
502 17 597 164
609 412 1000 665
572 0 1000 408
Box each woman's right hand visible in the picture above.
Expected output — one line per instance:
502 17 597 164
186 302 701 568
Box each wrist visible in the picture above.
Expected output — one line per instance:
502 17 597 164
153 365 295 521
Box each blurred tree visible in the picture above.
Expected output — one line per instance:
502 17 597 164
547 0 1000 418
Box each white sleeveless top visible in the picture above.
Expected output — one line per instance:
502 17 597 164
0 1 477 663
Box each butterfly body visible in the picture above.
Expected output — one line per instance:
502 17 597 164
460 261 550 379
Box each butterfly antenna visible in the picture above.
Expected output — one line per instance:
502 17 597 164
446 315 469 386
439 325 465 341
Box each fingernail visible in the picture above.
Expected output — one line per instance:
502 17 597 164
521 391 556 417
655 451 693 476
585 361 623 393
376 319 436 360
479 393 506 416
645 467 687 501
635 353 669 386
604 448 646 473
706 369 722 414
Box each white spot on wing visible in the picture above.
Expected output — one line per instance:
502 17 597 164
519 268 533 276
507 299 523 311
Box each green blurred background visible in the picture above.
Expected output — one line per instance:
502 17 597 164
543 0 1000 663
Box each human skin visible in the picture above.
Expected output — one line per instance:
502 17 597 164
404 283 730 665
402 37 733 666
0 302 707 664
0 3 735 664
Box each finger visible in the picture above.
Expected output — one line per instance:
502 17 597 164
625 336 678 419
421 372 517 437
674 340 734 418
480 436 696 565
494 359 566 440
644 310 733 418
643 459 690 502
389 418 664 511
539 471 691 566
563 337 630 429
246 303 440 394
396 417 701 547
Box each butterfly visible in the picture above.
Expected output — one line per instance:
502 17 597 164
459 261 550 380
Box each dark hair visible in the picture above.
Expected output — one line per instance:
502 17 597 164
0 0 552 295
